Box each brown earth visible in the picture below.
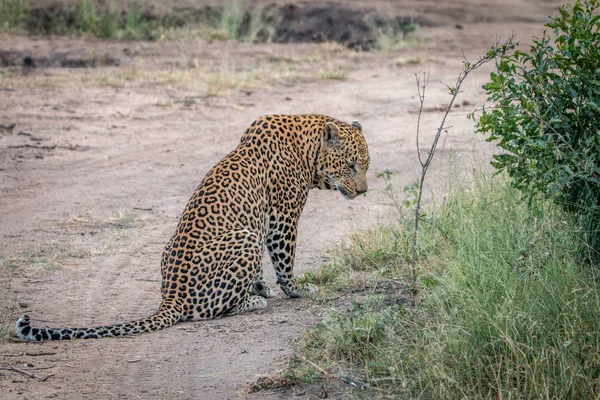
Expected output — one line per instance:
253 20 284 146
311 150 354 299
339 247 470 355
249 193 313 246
0 1 564 399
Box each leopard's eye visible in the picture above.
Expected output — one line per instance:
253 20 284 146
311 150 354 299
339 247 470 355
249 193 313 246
346 159 355 168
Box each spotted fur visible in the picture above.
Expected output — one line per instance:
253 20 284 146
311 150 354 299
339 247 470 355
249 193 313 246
16 114 370 341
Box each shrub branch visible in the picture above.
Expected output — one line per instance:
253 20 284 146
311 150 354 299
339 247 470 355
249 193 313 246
410 36 515 295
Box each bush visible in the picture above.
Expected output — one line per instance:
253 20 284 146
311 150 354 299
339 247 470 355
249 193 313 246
474 0 600 263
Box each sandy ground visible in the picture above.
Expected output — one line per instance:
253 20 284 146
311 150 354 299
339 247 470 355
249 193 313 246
0 1 564 399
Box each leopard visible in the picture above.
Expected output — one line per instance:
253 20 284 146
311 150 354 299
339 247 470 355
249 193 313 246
16 114 370 341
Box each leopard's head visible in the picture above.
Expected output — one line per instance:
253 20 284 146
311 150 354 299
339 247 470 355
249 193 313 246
314 119 370 200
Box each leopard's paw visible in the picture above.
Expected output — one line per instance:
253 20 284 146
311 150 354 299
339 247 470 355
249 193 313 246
250 280 275 298
283 282 318 298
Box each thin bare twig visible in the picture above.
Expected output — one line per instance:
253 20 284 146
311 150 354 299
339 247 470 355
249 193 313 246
30 363 56 370
409 36 516 297
8 144 89 151
0 366 54 381
0 351 57 357
9 144 57 150
415 71 430 167
26 351 57 357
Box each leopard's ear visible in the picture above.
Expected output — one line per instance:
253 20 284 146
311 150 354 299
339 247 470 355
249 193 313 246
352 120 362 132
323 122 343 147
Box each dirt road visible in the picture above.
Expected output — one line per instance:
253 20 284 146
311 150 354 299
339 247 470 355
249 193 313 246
0 1 563 398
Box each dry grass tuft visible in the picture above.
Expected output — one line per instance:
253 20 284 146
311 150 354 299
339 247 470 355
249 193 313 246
60 211 138 229
395 53 425 67
0 299 16 341
319 67 347 81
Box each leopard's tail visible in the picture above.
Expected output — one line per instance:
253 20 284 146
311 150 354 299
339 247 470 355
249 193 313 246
16 297 183 341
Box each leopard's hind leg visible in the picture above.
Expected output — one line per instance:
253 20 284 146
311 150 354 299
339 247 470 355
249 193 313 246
176 229 269 320
224 294 267 316
250 274 275 298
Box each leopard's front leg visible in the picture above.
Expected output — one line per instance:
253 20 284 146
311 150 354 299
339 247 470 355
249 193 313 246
266 214 317 298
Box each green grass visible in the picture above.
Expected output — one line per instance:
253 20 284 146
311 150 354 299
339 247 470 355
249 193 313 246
214 0 245 41
70 0 159 40
207 0 278 43
296 261 350 303
0 0 418 50
0 0 164 39
0 0 26 32
297 174 600 399
0 0 276 42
